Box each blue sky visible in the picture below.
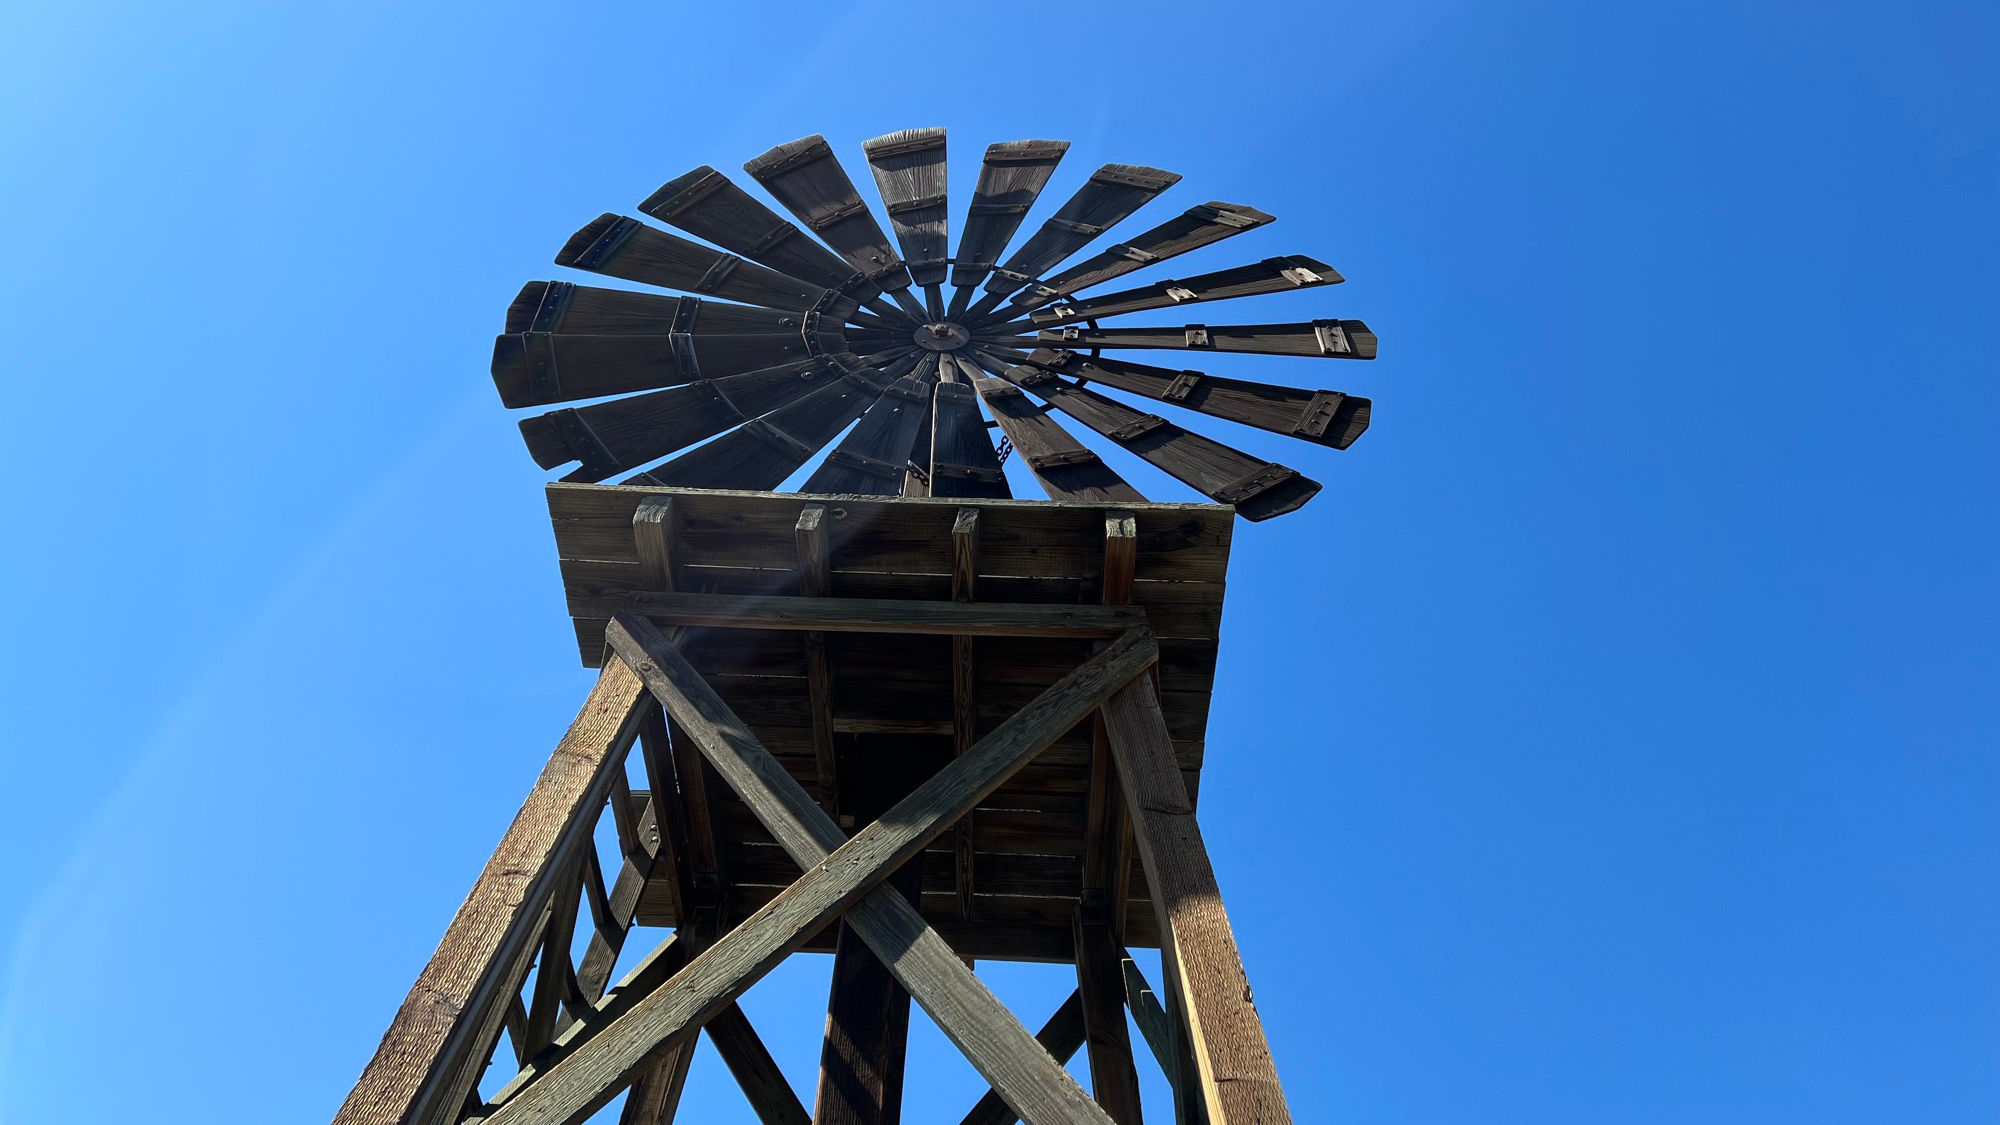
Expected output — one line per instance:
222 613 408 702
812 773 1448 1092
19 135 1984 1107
1 2 1994 1122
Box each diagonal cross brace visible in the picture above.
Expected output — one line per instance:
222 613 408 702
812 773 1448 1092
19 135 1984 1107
479 616 1157 1125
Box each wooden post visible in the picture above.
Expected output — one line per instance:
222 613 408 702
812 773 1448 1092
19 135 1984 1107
951 506 980 921
813 749 931 1125
1101 677 1290 1125
796 503 840 813
477 619 1156 1125
1071 905 1143 1124
333 659 650 1125
956 991 1087 1125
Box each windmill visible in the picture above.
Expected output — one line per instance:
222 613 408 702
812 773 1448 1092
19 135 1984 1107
337 127 1378 1125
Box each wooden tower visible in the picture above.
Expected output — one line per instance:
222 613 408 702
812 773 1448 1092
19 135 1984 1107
335 129 1377 1125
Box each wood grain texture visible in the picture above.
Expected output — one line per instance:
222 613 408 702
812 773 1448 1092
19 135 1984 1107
1025 256 1341 328
1018 349 1370 452
618 591 1146 638
795 504 839 814
1102 678 1290 1125
1005 202 1274 312
1073 911 1144 1124
956 991 1087 1125
332 660 649 1125
706 1003 811 1125
621 617 1158 1117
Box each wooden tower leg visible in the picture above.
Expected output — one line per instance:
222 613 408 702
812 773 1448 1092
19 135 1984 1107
813 748 931 1125
1102 677 1292 1125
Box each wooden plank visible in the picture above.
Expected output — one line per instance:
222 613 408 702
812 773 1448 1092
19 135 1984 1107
863 127 950 289
522 862 585 1055
1073 909 1143 1124
1010 350 1369 452
1026 256 1341 328
506 283 838 337
332 660 649 1125
949 139 1069 311
706 1003 811 1125
1029 319 1377 361
619 591 1148 638
1119 955 1177 1087
491 330 841 410
813 751 929 1125
796 504 839 814
624 354 918 491
640 166 869 298
1082 512 1138 929
1003 202 1274 313
929 374 1011 499
744 135 911 296
970 165 1182 312
515 351 878 478
977 349 1321 522
957 990 1087 1125
583 615 1160 1125
1102 679 1290 1125
554 214 854 316
802 373 935 496
951 507 979 921
617 1042 695 1125
968 372 1145 504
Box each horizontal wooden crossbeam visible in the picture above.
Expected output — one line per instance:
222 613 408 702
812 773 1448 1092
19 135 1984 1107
621 591 1147 637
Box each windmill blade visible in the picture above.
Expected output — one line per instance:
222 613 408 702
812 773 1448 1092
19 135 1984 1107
639 166 881 304
517 348 915 479
975 347 1320 521
948 140 1069 313
555 214 859 319
1022 319 1377 360
862 128 951 296
1023 256 1341 328
800 367 939 495
625 352 922 490
999 202 1274 315
924 356 1010 499
960 361 1145 504
507 282 842 336
1019 348 1371 450
745 135 916 307
491 318 849 409
969 164 1181 315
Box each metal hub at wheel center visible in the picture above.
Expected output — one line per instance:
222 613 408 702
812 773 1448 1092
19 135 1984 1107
912 321 971 352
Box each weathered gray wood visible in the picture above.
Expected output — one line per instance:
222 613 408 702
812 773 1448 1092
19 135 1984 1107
1118 955 1177 1086
864 127 950 288
795 504 839 814
333 659 650 1125
619 591 1147 638
555 214 855 317
977 348 1320 522
950 140 1069 308
1030 319 1377 361
1004 202 1274 313
956 991 1087 1125
523 862 585 1055
1073 910 1143 1124
966 372 1145 504
952 507 979 921
640 166 871 299
802 372 935 496
975 165 1181 306
1102 678 1290 1125
706 1003 811 1125
597 614 1160 1125
744 135 911 296
1025 257 1340 327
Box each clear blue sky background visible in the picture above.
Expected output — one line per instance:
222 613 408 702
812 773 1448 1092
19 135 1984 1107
1 2 1994 1122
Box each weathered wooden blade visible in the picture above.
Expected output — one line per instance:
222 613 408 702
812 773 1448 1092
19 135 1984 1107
556 214 858 319
745 135 912 295
976 347 1320 521
1019 348 1371 450
639 166 876 301
800 369 938 495
1026 319 1377 360
976 165 1181 304
507 282 839 337
624 353 922 490
863 128 950 289
949 140 1070 304
491 320 846 409
927 361 1010 499
961 360 1146 504
1002 202 1274 313
518 350 920 479
1023 256 1341 327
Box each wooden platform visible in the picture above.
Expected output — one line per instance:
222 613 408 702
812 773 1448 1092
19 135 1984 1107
547 483 1232 962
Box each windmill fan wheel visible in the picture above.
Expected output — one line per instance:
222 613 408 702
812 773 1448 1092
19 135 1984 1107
491 129 1378 521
